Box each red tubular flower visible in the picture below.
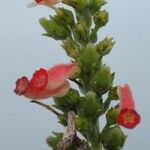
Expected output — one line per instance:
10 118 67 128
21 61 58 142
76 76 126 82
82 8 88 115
27 0 60 8
117 84 141 129
14 63 77 100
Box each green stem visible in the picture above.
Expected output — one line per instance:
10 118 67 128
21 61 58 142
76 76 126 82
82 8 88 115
101 97 111 115
88 120 102 150
30 100 61 117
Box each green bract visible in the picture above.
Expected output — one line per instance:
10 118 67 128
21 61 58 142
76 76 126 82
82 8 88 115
39 18 71 40
102 126 126 150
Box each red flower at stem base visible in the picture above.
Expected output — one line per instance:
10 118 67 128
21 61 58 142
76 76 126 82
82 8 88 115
117 84 141 129
14 63 78 100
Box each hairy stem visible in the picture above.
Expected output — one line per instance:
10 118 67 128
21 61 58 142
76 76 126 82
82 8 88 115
31 100 61 117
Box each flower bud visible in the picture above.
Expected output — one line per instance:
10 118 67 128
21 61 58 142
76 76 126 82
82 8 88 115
54 89 81 113
78 91 102 121
108 86 119 100
75 116 90 133
62 0 87 11
102 126 126 150
74 21 89 44
55 8 75 27
62 38 80 59
88 0 107 14
39 17 71 40
106 107 118 126
90 65 112 94
96 37 115 56
80 45 100 70
94 10 109 28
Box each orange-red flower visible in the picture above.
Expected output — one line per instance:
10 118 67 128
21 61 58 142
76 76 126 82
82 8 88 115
27 0 60 8
14 63 77 100
117 84 141 129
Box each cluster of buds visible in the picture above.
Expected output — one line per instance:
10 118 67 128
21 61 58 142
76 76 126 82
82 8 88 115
14 0 141 149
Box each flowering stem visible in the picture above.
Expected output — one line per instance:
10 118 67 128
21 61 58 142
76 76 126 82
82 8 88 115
30 100 61 117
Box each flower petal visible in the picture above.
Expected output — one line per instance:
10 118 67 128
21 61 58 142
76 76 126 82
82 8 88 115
24 80 70 100
117 108 141 129
117 84 135 110
14 76 29 95
35 0 43 3
30 68 48 91
46 63 77 90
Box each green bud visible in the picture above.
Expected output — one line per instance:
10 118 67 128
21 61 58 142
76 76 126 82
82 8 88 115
94 10 109 28
106 107 118 125
62 0 87 11
39 17 71 40
54 89 81 113
75 116 90 133
108 86 119 100
88 0 107 14
62 38 81 59
74 21 89 44
90 65 112 94
55 8 75 27
96 37 115 56
80 45 100 70
102 126 126 150
78 91 102 121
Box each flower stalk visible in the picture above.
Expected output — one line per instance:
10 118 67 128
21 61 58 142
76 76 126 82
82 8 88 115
31 100 61 117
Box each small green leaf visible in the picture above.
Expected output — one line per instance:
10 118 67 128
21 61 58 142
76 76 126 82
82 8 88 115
96 37 115 56
39 17 71 40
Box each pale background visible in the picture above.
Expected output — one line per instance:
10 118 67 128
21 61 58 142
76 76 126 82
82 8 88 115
0 0 149 149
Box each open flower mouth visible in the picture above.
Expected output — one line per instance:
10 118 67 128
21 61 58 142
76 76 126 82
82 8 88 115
117 109 141 129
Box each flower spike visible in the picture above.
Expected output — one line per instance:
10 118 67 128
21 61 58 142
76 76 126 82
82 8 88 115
117 84 141 129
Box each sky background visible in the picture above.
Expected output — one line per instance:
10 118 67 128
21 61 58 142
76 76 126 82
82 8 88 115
0 0 149 149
